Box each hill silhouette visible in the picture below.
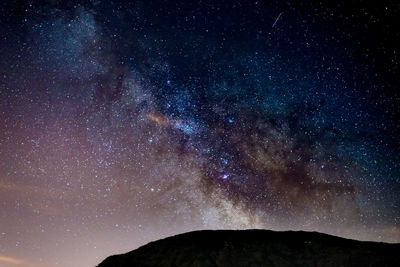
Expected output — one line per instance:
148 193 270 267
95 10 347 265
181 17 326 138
97 230 399 267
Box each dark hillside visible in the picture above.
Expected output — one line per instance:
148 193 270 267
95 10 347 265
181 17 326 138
97 230 400 267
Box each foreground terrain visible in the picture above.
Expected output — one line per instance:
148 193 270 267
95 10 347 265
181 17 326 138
97 230 400 267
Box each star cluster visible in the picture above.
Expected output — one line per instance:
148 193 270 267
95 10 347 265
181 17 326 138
0 1 399 267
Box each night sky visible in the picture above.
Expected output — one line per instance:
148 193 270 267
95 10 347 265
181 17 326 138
0 0 399 266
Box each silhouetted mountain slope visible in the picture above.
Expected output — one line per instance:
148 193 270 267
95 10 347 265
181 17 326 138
97 230 400 267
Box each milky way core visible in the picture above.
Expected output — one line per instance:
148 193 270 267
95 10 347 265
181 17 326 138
0 1 399 267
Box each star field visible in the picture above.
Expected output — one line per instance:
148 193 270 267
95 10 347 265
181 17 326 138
0 1 399 267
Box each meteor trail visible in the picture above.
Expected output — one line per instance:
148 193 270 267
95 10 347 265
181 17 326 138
272 12 283 28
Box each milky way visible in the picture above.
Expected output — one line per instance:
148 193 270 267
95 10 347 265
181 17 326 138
0 1 399 267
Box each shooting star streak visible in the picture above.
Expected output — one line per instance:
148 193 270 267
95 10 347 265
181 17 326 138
272 12 283 28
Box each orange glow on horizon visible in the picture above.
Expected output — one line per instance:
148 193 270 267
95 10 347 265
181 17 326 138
0 256 24 265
